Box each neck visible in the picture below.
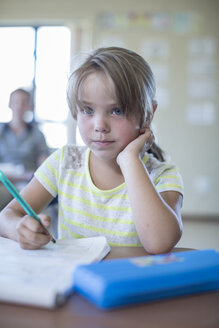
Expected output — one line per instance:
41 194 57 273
89 151 124 190
9 118 26 135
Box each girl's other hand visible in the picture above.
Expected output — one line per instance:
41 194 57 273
117 128 154 165
16 214 52 249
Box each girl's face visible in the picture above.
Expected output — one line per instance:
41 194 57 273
77 72 141 162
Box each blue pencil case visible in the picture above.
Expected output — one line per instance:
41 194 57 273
73 249 219 309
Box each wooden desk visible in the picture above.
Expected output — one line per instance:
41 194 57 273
0 247 219 328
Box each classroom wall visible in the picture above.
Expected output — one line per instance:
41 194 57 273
0 0 219 246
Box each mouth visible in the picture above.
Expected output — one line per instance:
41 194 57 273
93 140 114 147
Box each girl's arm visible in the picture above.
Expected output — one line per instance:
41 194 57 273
117 130 183 254
0 177 54 249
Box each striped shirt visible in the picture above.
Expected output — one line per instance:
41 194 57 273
35 145 184 246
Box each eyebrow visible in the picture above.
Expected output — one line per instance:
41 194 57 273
79 100 120 107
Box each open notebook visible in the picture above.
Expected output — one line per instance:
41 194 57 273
0 236 110 308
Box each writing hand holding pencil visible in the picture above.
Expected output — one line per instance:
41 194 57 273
0 169 56 247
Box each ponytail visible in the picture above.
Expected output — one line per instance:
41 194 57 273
148 142 165 162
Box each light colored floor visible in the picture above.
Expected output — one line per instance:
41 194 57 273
177 216 219 251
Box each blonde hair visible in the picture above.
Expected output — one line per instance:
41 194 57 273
67 47 165 161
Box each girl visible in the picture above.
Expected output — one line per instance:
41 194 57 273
0 47 183 254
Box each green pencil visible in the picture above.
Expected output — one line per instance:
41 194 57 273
0 169 56 243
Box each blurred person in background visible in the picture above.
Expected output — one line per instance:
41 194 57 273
0 88 49 209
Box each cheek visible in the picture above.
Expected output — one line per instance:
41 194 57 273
77 117 91 141
116 121 140 146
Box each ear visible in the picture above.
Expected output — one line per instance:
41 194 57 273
153 100 157 114
148 100 157 124
141 100 158 129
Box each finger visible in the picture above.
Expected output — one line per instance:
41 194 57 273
139 127 153 137
139 127 147 135
16 216 51 248
39 214 52 229
143 131 154 151
148 131 155 144
20 215 45 233
17 224 51 249
139 129 153 143
24 214 51 236
19 234 51 249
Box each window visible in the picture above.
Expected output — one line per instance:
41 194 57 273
0 26 71 149
0 27 35 122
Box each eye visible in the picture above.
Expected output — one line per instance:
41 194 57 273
112 107 123 116
80 106 94 115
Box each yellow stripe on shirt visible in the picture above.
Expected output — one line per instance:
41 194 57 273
59 190 131 212
60 203 134 224
61 213 137 237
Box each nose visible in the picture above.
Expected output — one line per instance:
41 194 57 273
94 114 110 133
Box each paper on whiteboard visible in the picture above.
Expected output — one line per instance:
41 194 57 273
152 64 169 83
186 102 216 125
188 80 215 99
187 59 215 76
188 38 216 57
141 39 169 59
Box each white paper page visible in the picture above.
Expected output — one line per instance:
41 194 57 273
0 236 110 307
